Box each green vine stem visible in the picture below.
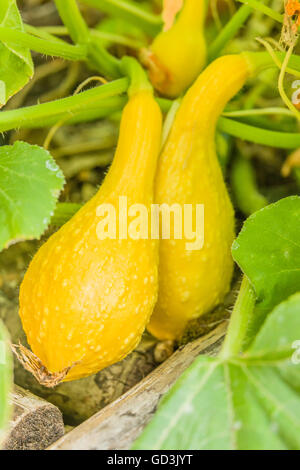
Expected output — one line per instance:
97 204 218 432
1 95 300 150
80 0 162 36
54 0 90 44
87 41 121 78
220 276 256 358
226 115 296 133
244 51 300 76
218 117 300 149
208 5 252 62
24 24 66 43
0 50 299 144
0 79 128 132
216 132 232 175
294 169 300 189
278 45 300 122
208 0 286 63
121 56 152 95
237 0 283 23
0 27 87 61
223 107 295 118
231 154 268 216
54 0 121 78
37 25 145 49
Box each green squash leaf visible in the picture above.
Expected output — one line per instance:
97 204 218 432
0 141 65 252
133 357 235 450
0 0 33 106
133 294 300 450
245 293 300 362
0 320 12 448
232 196 300 339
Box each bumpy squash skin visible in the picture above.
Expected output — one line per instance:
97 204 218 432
142 0 207 98
19 91 162 382
147 55 251 341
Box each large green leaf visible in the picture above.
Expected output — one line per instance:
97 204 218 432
134 358 233 450
0 141 65 251
0 320 12 448
0 0 33 106
133 294 300 450
245 293 300 361
232 196 300 339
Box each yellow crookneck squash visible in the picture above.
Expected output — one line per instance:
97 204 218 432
17 59 162 385
148 54 253 341
141 0 207 98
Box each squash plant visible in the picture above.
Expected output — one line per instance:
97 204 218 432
0 0 299 449
134 197 300 450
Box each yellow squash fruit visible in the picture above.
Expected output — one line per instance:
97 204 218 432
148 55 252 341
141 0 207 98
17 68 162 385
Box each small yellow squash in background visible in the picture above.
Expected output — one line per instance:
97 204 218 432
141 0 207 97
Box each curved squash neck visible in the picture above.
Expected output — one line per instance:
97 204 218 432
177 55 250 136
100 91 162 200
177 0 206 29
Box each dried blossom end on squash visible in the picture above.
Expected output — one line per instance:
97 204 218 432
139 48 173 95
11 343 77 387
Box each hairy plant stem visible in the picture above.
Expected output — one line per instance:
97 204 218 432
294 168 300 189
278 45 300 121
256 38 300 78
231 154 268 216
237 0 283 23
37 25 145 49
121 56 152 95
223 107 295 118
244 51 300 76
0 50 299 146
0 79 128 132
80 0 162 36
221 276 256 358
1 99 299 150
208 5 252 62
24 24 66 43
54 0 121 78
54 0 90 44
0 27 87 61
218 117 300 149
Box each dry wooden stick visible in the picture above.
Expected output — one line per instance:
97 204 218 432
3 385 64 450
49 322 227 450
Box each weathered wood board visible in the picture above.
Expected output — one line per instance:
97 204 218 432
49 322 227 450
